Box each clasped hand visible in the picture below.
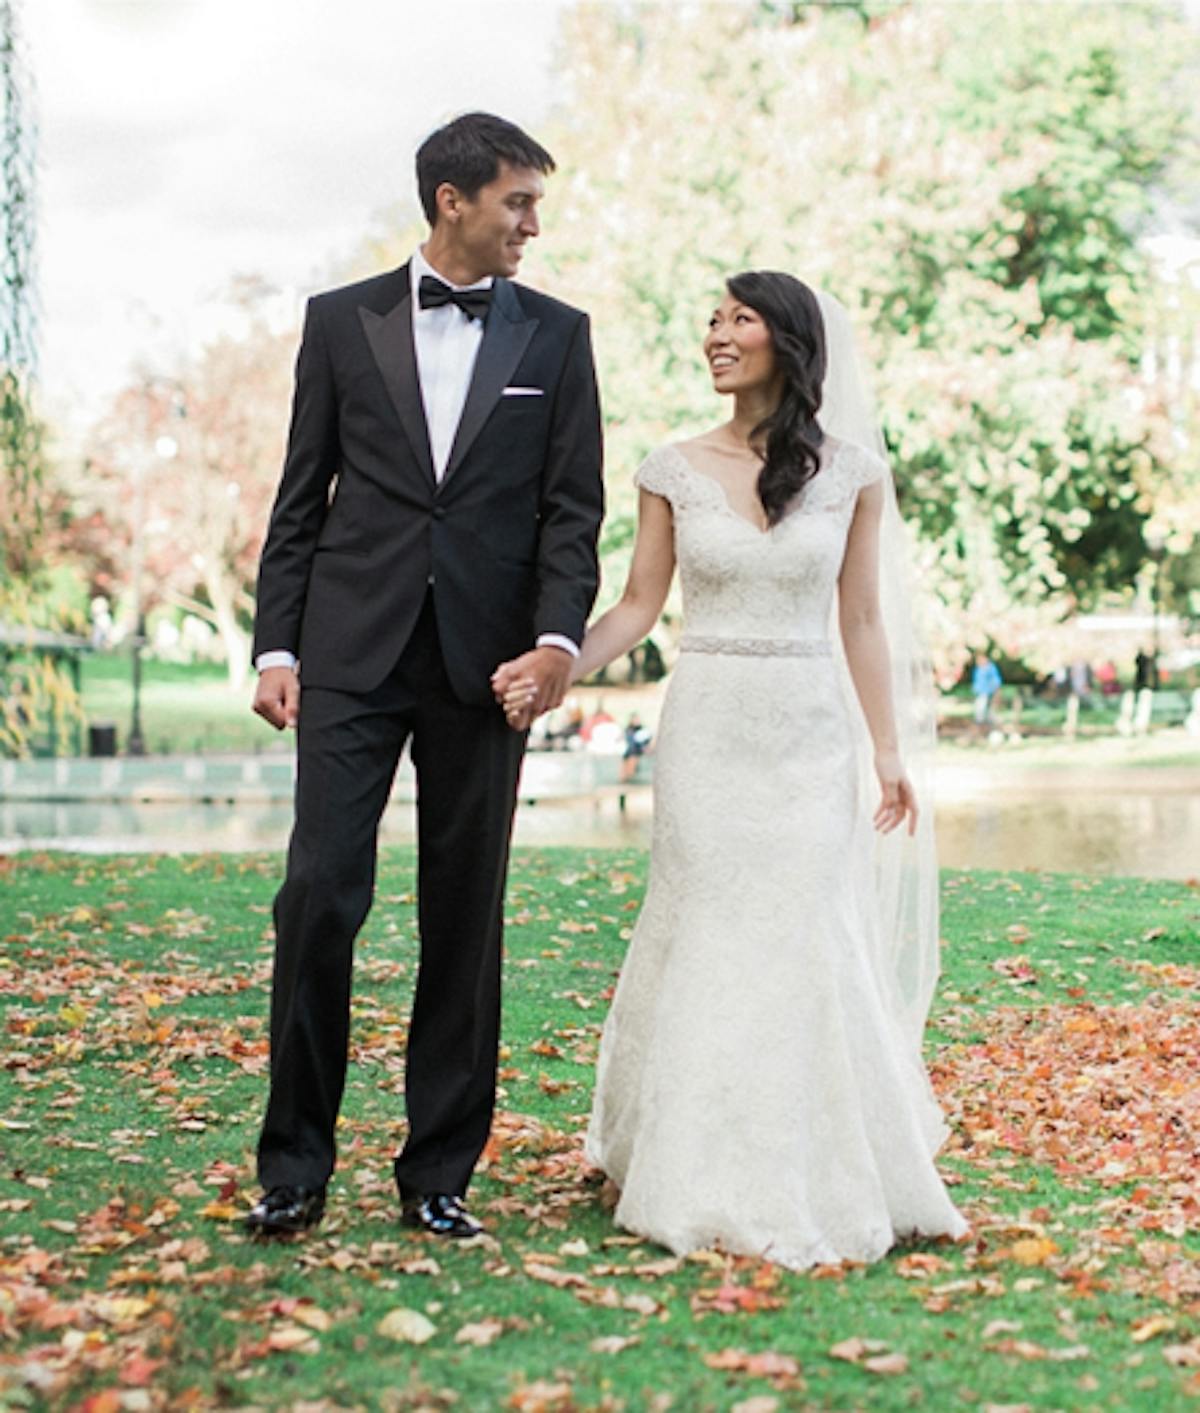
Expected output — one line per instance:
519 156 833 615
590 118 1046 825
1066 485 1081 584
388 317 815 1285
491 646 573 731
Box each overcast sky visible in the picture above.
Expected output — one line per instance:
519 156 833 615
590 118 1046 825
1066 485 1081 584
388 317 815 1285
25 0 573 431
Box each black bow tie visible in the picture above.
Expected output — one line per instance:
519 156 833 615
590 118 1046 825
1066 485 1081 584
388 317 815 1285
418 275 492 322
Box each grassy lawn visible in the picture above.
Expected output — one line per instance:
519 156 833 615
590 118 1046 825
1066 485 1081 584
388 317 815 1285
77 656 272 757
1 850 1198 1410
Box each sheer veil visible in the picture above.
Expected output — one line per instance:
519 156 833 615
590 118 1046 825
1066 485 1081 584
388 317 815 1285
815 289 942 1064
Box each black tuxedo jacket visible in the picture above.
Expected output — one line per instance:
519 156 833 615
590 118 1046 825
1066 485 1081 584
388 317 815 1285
252 263 604 705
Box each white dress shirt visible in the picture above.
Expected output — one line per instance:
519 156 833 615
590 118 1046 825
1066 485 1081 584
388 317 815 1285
411 245 489 482
255 247 578 673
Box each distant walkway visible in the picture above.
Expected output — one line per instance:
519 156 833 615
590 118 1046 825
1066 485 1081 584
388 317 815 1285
5 751 1199 876
6 746 1199 813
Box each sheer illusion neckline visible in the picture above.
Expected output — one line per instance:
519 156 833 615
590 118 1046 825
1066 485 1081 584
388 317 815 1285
665 439 848 536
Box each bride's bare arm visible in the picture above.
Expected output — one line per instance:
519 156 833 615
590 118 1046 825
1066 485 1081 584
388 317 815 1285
570 489 676 683
838 481 894 748
838 480 917 834
493 489 675 718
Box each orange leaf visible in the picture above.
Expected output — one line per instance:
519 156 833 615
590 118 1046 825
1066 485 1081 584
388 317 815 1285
456 1319 504 1346
702 1348 801 1381
1008 1237 1058 1267
119 1353 166 1386
75 1395 123 1413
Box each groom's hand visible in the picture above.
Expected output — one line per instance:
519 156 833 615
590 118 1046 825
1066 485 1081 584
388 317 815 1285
491 646 573 730
491 659 537 732
253 665 300 731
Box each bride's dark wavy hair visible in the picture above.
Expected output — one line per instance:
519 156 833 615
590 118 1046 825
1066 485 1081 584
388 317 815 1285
725 271 827 525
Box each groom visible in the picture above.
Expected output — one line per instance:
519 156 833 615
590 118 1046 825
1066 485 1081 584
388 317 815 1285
245 113 604 1239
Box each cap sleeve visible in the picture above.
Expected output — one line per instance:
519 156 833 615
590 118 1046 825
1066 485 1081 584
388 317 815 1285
633 443 716 514
844 443 888 493
633 446 682 501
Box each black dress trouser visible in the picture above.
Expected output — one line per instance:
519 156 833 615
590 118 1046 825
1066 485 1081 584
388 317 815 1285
255 595 526 1198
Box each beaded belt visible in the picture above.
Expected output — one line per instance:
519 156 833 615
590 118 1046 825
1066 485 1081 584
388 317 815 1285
679 634 832 658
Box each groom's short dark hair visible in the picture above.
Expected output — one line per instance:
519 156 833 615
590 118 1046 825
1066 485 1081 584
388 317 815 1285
416 112 556 225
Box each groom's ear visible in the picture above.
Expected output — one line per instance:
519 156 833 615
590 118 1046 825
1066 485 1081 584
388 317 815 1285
432 181 465 227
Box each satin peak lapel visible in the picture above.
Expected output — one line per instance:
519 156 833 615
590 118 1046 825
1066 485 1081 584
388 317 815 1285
443 280 539 485
358 288 436 489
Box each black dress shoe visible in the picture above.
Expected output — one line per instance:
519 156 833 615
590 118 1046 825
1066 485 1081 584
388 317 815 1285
401 1192 483 1239
244 1184 326 1237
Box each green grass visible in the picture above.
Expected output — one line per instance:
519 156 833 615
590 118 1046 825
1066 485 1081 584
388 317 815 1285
1 851 1198 1410
78 654 274 756
69 656 1200 764
940 685 1196 738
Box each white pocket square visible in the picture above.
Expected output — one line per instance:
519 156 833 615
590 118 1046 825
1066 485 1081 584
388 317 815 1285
501 386 544 397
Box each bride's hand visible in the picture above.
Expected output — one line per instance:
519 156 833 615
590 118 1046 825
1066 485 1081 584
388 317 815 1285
873 750 918 836
501 676 539 729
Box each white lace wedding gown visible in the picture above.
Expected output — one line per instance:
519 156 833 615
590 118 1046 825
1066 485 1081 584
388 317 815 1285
585 438 968 1269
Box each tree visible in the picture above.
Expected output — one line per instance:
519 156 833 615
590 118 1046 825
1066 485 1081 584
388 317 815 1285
0 0 84 756
489 0 1200 677
1140 235 1200 629
73 297 296 689
0 0 39 583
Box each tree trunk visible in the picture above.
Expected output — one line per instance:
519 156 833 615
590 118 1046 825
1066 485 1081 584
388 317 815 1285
204 569 250 692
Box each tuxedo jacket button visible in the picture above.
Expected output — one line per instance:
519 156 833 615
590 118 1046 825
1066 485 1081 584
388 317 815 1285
433 506 446 520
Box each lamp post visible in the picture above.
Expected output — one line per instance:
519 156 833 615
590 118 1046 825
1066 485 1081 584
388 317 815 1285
127 432 178 756
1146 526 1167 673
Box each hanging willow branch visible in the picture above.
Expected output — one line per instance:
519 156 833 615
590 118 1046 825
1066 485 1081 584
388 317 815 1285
1 0 42 585
0 0 74 761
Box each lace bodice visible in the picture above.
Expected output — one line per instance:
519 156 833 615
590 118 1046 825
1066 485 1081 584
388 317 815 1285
635 439 885 644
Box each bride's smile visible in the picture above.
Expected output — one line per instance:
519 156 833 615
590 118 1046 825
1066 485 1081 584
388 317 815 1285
705 295 778 398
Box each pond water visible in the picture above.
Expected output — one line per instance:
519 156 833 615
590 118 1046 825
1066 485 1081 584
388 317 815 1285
2 780 1197 879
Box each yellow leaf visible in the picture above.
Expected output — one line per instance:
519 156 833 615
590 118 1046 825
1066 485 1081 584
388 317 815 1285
376 1308 436 1344
1008 1237 1058 1267
267 1323 319 1352
863 1352 909 1375
1132 1315 1175 1343
524 1260 588 1289
590 1335 640 1354
508 1380 574 1411
94 1295 153 1325
895 1252 950 1278
982 1319 1023 1340
1163 1343 1200 1368
396 1257 441 1277
291 1304 332 1333
199 1200 241 1221
59 1002 88 1027
830 1337 886 1363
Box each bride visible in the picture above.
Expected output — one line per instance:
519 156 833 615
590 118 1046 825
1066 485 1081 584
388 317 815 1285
496 271 968 1269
